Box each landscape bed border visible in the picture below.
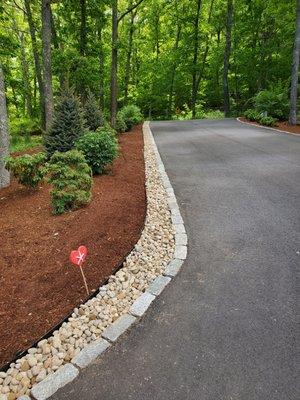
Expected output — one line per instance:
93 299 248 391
236 117 299 136
0 121 187 400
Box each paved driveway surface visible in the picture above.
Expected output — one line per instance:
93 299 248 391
51 119 299 400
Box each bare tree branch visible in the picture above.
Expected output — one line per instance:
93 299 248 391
118 0 146 23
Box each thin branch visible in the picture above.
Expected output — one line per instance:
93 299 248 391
11 0 27 14
118 0 146 23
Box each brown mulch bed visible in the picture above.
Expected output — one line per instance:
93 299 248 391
240 117 300 135
0 125 146 367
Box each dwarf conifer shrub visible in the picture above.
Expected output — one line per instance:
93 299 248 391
44 90 85 157
119 105 142 130
83 90 103 131
5 152 46 188
115 112 127 133
47 150 92 214
76 127 119 175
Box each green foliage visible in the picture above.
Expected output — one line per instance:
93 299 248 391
254 85 289 120
244 109 261 121
76 128 119 175
10 135 42 153
257 115 277 127
118 105 142 130
115 112 127 133
9 117 41 137
244 109 277 127
5 152 46 188
83 90 103 131
44 90 85 157
47 150 92 215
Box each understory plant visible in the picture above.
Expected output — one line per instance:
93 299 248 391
47 150 92 214
115 112 127 133
244 109 277 126
83 90 103 131
253 84 289 120
5 152 46 188
76 127 119 174
118 104 143 130
44 90 85 158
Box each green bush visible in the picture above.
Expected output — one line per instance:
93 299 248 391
119 104 142 130
83 90 103 131
5 152 46 188
115 112 127 133
244 109 261 121
254 85 289 120
44 90 85 158
258 115 277 127
76 127 119 175
47 150 92 215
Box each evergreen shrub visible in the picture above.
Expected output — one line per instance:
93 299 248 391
119 105 142 130
47 150 92 214
83 90 103 131
76 127 119 175
44 90 85 157
5 152 46 188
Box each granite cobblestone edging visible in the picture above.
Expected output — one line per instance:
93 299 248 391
0 121 187 400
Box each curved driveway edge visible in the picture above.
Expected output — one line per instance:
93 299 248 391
24 122 187 400
236 116 299 136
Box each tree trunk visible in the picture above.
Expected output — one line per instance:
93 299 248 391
19 31 33 117
223 0 234 117
24 0 45 129
42 0 54 131
98 24 105 110
0 65 10 189
124 10 136 104
191 0 202 119
168 22 181 117
80 0 87 56
289 0 300 125
110 0 118 128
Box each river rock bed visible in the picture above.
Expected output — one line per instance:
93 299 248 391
0 126 175 399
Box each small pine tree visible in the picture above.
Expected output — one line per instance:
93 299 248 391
83 90 103 131
44 90 85 157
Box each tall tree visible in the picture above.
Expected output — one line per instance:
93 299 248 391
191 0 202 119
110 0 145 128
0 64 10 188
289 0 300 125
24 0 45 128
124 9 137 103
79 0 87 56
42 0 53 131
223 0 234 117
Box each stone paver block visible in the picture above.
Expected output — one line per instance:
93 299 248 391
175 233 188 246
174 245 187 260
171 214 184 225
31 364 79 400
174 223 186 234
71 338 110 368
17 397 31 400
102 314 136 342
130 292 156 317
147 275 171 296
164 259 184 277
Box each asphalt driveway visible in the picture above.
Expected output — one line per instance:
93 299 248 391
51 119 299 400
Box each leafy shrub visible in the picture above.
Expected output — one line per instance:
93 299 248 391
76 128 119 174
9 117 41 137
83 90 103 131
5 152 46 188
44 90 85 158
119 105 142 130
244 109 277 126
47 150 92 215
115 112 127 133
204 109 224 119
244 109 261 121
254 85 289 120
258 115 277 127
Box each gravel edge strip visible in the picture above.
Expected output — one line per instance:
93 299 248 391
0 122 187 400
236 117 299 136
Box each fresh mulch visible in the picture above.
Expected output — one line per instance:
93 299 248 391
0 125 146 368
240 117 300 135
